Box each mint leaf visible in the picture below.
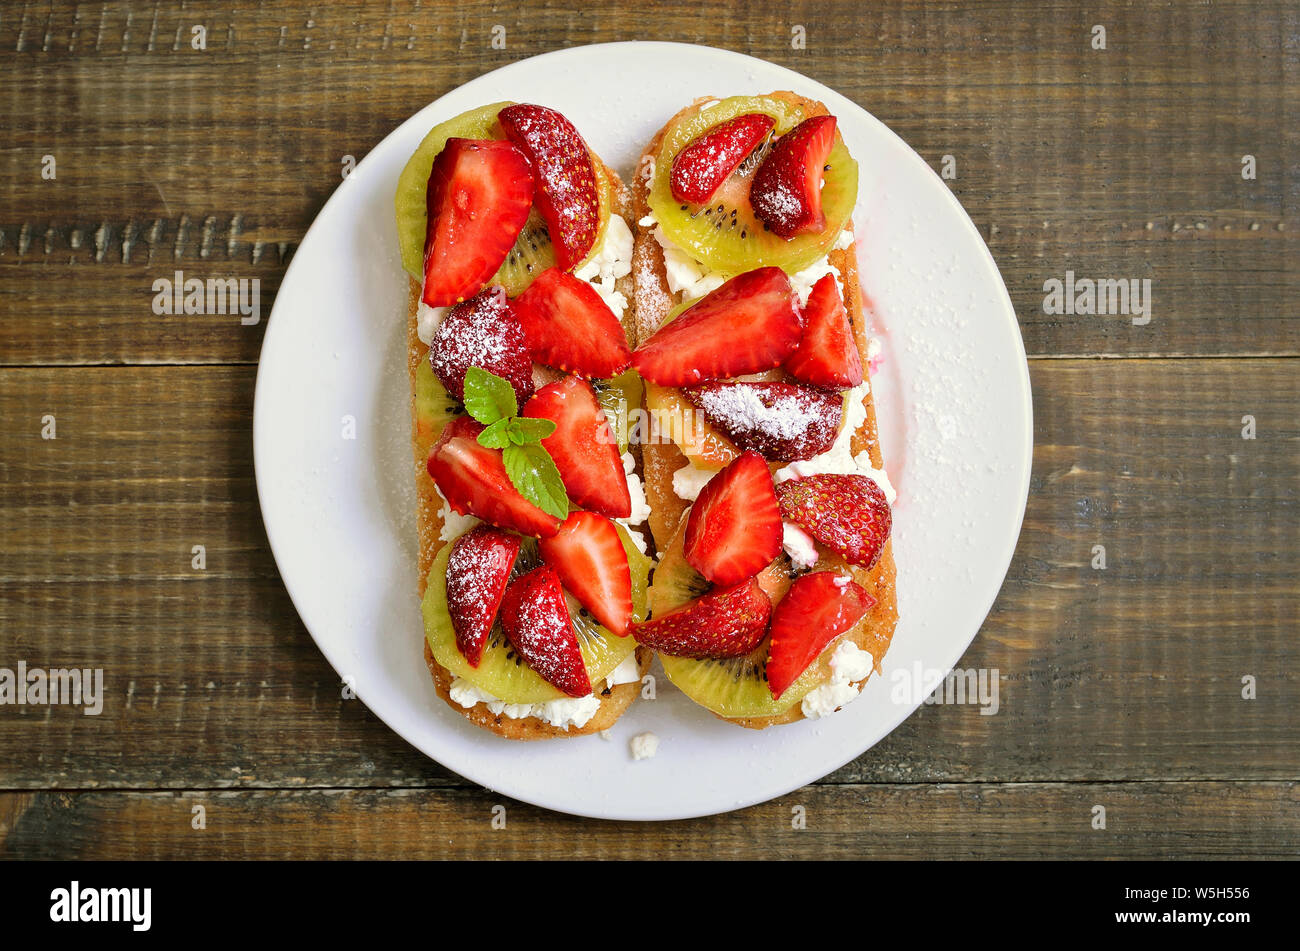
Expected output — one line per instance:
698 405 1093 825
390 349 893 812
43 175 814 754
476 418 513 449
507 416 556 446
503 443 569 520
462 367 518 425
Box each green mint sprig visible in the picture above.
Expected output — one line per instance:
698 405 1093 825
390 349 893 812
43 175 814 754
462 367 568 520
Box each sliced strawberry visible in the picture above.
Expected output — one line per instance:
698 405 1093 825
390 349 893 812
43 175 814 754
427 416 561 538
512 268 632 377
540 511 633 636
422 138 534 307
633 578 770 659
497 104 600 270
766 571 875 699
499 565 591 697
750 115 838 239
445 526 522 666
684 381 842 462
684 451 782 586
428 286 534 403
670 112 776 205
786 273 863 388
776 474 892 570
523 375 631 519
631 267 801 386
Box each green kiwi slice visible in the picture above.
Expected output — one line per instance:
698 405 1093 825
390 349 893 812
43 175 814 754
592 370 644 456
395 102 614 293
423 528 649 704
648 510 823 718
648 95 859 278
396 102 513 278
413 358 461 445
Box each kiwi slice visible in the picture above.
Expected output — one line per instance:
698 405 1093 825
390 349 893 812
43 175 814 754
648 95 859 277
396 102 614 293
413 358 461 448
423 528 649 704
592 370 644 456
396 101 514 278
649 511 824 718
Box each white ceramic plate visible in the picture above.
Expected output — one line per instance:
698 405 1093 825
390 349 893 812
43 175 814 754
254 42 1031 821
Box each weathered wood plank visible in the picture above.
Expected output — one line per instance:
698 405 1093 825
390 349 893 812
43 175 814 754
1 782 1294 859
1 359 1295 789
0 0 1293 364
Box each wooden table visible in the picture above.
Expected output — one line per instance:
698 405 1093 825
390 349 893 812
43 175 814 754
1 0 1295 859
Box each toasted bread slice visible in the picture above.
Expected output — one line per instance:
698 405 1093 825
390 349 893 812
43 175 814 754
631 92 899 728
410 151 647 739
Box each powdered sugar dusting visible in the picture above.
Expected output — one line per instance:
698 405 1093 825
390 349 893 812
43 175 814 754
686 382 842 461
501 567 591 697
429 286 534 401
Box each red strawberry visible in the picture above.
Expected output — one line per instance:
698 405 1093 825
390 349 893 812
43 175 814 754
497 104 600 270
787 273 863 388
422 138 534 307
683 381 842 462
766 572 875 699
427 416 562 538
540 511 633 636
684 451 782 586
499 565 591 697
775 474 892 570
512 268 632 377
445 526 522 666
750 115 838 239
670 112 776 205
633 578 771 659
631 267 801 386
428 286 534 404
523 375 631 519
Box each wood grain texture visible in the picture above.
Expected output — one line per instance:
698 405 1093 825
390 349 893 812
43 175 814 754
0 1 1294 363
0 0 1294 858
1 360 1295 794
2 783 1294 860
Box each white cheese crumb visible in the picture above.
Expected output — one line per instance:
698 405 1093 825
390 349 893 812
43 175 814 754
629 732 659 760
671 460 717 502
782 521 820 570
574 214 634 318
416 302 449 345
604 652 641 690
434 485 481 542
447 678 602 730
800 640 875 719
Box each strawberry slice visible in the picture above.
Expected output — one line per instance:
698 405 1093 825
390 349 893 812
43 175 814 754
512 268 632 377
684 450 782 586
631 267 801 386
427 416 562 538
633 578 771 659
766 572 875 699
497 104 601 270
670 112 776 205
422 138 534 307
499 565 591 697
428 286 534 404
776 474 892 570
445 526 523 666
786 273 863 388
523 375 631 519
540 511 633 636
683 381 842 462
750 115 838 239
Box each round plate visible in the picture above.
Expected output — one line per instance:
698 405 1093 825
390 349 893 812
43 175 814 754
253 42 1031 820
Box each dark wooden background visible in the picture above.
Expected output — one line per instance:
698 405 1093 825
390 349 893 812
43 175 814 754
1 1 1296 859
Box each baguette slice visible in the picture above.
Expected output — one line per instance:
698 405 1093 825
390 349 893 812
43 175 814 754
409 145 649 740
631 92 899 728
